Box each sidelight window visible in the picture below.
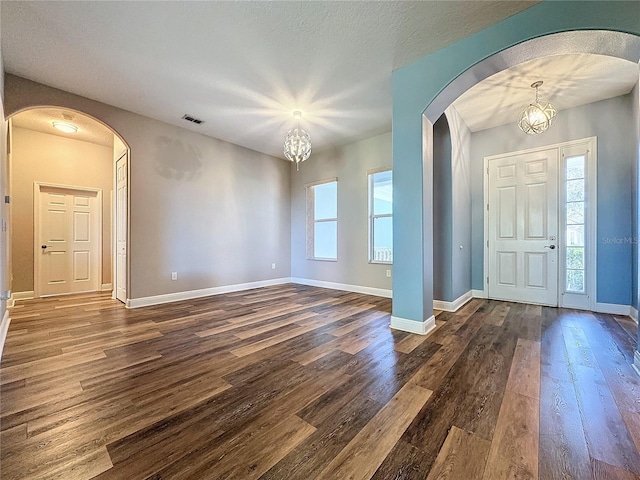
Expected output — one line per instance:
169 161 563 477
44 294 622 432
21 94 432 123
565 155 586 293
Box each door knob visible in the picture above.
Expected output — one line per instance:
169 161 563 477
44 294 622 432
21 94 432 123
544 245 556 250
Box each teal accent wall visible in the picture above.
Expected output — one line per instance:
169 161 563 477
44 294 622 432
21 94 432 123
392 1 640 322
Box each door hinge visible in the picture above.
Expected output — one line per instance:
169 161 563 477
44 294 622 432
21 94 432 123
486 204 489 211
487 167 489 174
4 195 9 204
486 240 489 248
486 276 489 284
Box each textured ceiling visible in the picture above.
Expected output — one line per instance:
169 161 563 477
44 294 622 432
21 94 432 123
453 53 639 132
1 1 537 159
11 108 114 147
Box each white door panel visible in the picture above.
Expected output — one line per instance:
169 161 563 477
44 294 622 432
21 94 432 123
488 149 558 305
37 186 101 296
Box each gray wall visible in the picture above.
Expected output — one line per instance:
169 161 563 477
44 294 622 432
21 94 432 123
448 105 472 300
432 106 473 303
5 75 291 300
290 132 392 291
433 115 452 301
470 94 636 306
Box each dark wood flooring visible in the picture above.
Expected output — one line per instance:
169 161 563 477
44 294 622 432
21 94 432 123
1 284 640 479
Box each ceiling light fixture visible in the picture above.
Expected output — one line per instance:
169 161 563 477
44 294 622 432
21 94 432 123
284 110 312 171
52 121 78 134
517 81 557 135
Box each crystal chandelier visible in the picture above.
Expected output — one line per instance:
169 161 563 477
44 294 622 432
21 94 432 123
517 81 557 135
284 111 312 171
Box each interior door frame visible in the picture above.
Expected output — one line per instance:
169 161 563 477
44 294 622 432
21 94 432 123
33 182 103 298
482 136 597 310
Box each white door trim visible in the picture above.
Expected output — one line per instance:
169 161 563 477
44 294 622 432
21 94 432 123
113 151 129 304
34 182 103 298
558 138 597 311
482 137 597 310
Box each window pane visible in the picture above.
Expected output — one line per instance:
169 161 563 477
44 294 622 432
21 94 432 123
314 220 337 259
373 216 393 262
566 179 584 202
566 269 585 293
314 182 337 220
566 247 584 269
566 224 584 246
566 202 584 225
566 155 585 180
372 171 392 215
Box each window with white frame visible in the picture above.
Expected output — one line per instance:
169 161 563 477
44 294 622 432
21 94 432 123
560 138 595 311
368 169 393 263
306 179 338 260
565 154 586 293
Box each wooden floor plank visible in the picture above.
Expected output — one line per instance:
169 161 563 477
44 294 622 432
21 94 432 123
175 414 316 480
482 390 539 480
317 382 432 480
262 394 383 480
506 338 541 399
572 363 640 474
425 425 491 480
539 374 592 480
370 439 432 480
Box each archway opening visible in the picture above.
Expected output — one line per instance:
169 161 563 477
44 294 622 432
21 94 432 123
7 106 130 304
419 29 640 353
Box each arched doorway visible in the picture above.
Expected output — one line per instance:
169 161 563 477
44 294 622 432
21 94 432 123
391 27 640 336
7 106 130 304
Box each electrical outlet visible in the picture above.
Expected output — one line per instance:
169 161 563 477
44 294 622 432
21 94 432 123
386 269 391 278
171 272 178 280
271 263 276 270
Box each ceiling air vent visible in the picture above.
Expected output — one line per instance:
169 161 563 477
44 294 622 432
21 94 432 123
182 114 204 125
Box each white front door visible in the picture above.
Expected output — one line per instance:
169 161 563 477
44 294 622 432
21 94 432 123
487 148 559 305
115 154 127 303
36 185 102 296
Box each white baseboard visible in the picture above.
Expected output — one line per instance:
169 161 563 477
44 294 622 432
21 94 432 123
390 315 436 335
472 289 487 299
101 283 113 292
290 277 392 299
0 310 10 359
595 302 632 316
634 351 640 378
126 277 292 308
433 290 472 312
8 291 35 307
631 307 638 324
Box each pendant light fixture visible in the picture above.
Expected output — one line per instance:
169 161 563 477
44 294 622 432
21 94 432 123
517 81 557 135
284 110 312 171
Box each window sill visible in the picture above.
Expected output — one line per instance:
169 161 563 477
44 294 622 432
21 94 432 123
369 261 393 265
307 257 338 262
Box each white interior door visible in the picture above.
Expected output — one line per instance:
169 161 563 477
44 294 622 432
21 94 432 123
115 154 127 303
36 185 101 296
487 148 558 305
